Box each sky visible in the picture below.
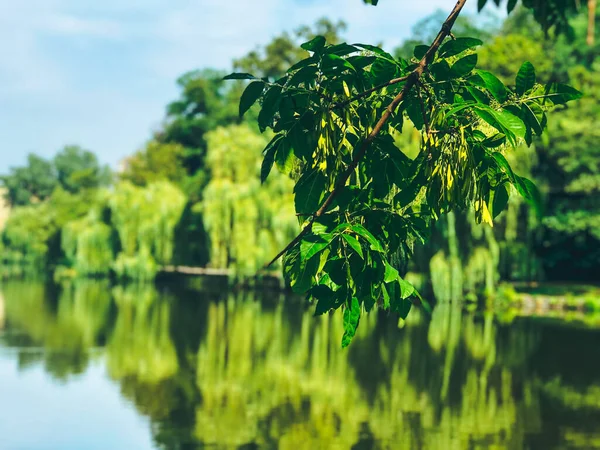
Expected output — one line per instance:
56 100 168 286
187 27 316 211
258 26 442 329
0 0 481 173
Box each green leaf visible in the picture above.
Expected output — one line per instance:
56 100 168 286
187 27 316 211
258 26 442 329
381 284 390 309
491 183 509 218
476 70 508 103
384 262 399 283
294 169 326 214
283 246 319 294
327 43 359 56
399 278 416 299
507 0 518 13
300 234 333 261
439 37 483 58
275 139 296 174
239 81 264 118
312 287 337 316
289 65 318 87
492 151 516 181
544 83 583 105
413 45 430 60
430 60 451 81
350 224 384 252
449 54 477 78
258 85 282 132
301 36 326 52
522 103 543 136
404 96 424 130
354 43 389 57
223 72 255 80
370 58 397 83
260 135 282 183
341 297 361 348
466 86 489 104
515 61 536 95
342 233 364 259
494 109 527 140
322 53 356 72
514 176 543 217
392 297 412 319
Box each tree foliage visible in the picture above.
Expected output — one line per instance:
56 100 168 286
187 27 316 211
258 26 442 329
228 0 582 346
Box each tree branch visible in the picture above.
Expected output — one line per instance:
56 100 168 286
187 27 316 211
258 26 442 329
266 0 469 268
333 75 410 109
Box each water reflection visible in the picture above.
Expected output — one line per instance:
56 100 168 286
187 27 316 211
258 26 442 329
1 280 600 449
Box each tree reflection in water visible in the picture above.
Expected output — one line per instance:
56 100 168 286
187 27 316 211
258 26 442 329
2 280 600 449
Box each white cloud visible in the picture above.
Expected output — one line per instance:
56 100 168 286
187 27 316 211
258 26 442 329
0 0 486 172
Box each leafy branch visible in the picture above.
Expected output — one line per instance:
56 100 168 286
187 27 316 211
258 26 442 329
266 0 468 267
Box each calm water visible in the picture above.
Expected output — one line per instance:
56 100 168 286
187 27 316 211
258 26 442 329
0 280 600 450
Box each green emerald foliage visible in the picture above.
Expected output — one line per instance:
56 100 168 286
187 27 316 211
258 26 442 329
226 32 581 347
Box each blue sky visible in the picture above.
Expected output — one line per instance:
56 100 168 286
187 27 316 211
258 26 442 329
0 0 481 172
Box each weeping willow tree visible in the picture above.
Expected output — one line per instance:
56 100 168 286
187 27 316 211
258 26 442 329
202 124 297 275
60 193 114 278
109 181 187 280
0 202 55 277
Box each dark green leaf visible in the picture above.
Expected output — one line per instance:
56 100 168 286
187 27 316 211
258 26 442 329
482 133 506 148
341 297 361 348
507 0 518 13
370 58 397 83
414 45 430 60
515 61 536 95
300 234 333 261
439 37 483 58
289 65 318 87
258 85 282 132
354 44 394 60
522 103 543 135
327 43 359 56
301 36 326 52
294 169 326 214
544 83 583 105
492 151 516 181
239 81 264 118
404 96 425 130
449 54 478 78
260 135 282 183
311 285 336 316
476 70 508 103
430 60 451 81
351 224 384 252
491 183 509 218
514 175 543 217
223 72 255 80
392 297 412 319
342 233 364 259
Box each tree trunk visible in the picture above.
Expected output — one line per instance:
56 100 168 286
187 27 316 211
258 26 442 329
588 0 597 46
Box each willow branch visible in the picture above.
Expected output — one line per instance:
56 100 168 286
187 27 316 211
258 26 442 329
266 0 468 268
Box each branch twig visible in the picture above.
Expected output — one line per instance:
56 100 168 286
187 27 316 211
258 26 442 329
266 0 469 268
333 75 410 109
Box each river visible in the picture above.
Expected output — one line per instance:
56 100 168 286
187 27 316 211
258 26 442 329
0 279 599 449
